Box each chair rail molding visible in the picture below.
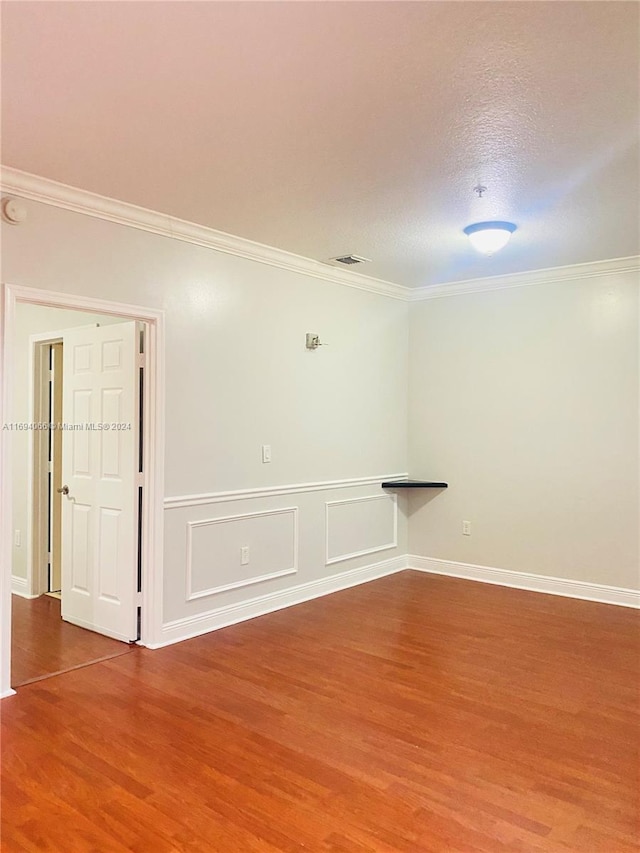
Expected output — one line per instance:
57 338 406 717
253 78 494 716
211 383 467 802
164 474 409 509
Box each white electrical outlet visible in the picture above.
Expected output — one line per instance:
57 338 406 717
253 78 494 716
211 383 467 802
462 520 471 536
262 445 271 463
240 546 250 566
14 530 21 548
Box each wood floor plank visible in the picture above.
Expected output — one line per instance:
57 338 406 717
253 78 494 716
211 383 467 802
2 572 639 851
11 594 133 687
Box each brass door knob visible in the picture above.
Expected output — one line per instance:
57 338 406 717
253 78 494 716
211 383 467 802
57 485 69 495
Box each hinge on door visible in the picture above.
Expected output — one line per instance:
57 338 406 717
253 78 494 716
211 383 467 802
135 591 143 606
136 472 144 487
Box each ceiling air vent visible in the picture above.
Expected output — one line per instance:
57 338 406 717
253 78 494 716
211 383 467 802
330 254 372 266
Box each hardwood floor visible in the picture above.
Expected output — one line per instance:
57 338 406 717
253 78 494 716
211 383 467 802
10 594 134 687
2 572 639 852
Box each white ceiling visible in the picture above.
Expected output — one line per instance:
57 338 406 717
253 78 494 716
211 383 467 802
2 1 638 289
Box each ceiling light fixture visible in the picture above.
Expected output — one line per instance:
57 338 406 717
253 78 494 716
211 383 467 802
463 220 517 255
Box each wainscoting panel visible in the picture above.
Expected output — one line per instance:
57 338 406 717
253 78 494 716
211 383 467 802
161 474 409 627
187 507 298 601
325 494 397 565
154 555 409 648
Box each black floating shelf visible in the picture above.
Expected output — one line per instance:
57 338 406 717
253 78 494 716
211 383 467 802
381 480 448 489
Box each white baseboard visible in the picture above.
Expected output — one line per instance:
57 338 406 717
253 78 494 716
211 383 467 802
11 575 38 599
1 689 17 699
409 555 640 609
153 551 639 650
152 555 409 648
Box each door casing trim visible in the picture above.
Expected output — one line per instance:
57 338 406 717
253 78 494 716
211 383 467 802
0 283 166 696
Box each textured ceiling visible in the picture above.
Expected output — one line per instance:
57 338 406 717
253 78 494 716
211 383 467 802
2 1 638 288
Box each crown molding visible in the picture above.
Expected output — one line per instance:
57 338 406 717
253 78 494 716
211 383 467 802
0 166 410 302
3 166 637 303
410 255 640 301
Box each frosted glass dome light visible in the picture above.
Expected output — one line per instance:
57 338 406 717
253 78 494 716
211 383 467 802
463 221 517 255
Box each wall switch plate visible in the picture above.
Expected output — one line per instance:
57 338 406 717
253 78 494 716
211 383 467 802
262 444 271 463
462 520 471 536
14 530 21 547
240 546 250 566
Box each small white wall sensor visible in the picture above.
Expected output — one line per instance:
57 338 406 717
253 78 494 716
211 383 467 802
2 197 28 224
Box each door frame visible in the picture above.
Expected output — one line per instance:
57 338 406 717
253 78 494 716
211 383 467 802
1 283 165 697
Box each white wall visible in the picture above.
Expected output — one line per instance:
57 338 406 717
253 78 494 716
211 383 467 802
408 272 639 590
3 190 637 672
2 200 409 631
11 304 124 583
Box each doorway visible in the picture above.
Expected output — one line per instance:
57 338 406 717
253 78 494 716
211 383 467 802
15 313 142 684
13 317 141 684
1 284 164 697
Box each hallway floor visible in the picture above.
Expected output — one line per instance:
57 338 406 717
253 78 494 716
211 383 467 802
11 593 134 687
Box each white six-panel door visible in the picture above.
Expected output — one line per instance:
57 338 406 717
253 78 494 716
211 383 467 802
60 322 140 642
